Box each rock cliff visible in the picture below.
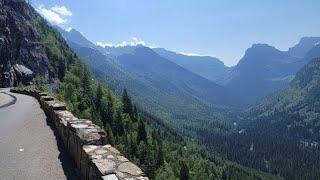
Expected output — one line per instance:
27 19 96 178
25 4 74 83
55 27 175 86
0 0 54 87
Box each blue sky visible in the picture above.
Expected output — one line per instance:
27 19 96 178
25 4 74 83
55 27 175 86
32 0 320 66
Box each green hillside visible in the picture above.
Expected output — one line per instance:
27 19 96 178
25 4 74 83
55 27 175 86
202 58 320 179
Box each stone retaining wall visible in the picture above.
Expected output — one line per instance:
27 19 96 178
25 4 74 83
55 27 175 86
11 88 148 180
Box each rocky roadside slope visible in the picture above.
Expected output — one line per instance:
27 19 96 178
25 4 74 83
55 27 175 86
0 0 54 87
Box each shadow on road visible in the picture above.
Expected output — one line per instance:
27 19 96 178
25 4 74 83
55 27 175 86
0 92 17 108
45 117 80 180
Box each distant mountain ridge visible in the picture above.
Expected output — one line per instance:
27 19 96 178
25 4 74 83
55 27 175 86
55 27 320 107
288 37 320 57
225 38 320 104
116 46 239 106
153 48 231 84
56 27 239 106
225 43 306 104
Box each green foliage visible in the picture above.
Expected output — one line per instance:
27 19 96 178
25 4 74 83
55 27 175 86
137 120 147 144
122 88 134 118
180 161 189 180
13 83 24 91
34 75 49 91
95 84 103 110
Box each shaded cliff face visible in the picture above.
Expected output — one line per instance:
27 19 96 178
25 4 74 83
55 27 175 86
0 0 54 87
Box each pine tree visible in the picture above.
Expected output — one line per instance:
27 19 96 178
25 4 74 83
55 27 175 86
82 68 91 94
137 120 147 144
122 88 133 117
58 59 66 81
180 162 189 180
95 84 103 111
106 91 114 123
133 105 138 122
157 146 165 168
130 134 138 157
114 110 125 136
145 148 156 178
100 92 114 128
105 125 115 145
64 83 74 101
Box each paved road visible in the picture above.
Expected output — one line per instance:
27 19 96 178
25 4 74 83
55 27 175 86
0 88 79 180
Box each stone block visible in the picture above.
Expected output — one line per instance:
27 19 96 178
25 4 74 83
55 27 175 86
67 120 107 169
89 158 117 178
82 145 146 180
81 145 99 180
40 96 54 102
53 110 79 146
47 101 67 111
117 162 143 177
41 101 67 119
101 174 118 180
37 92 47 100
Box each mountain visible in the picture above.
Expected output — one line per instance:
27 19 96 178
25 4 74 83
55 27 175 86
153 48 231 84
305 43 320 60
225 44 307 104
204 57 320 179
55 27 97 49
288 37 320 57
58 28 239 106
116 46 238 106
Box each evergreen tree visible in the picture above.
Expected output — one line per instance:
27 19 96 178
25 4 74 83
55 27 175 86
64 83 74 101
122 88 133 117
137 120 147 144
106 91 114 124
82 68 91 94
155 164 176 180
58 59 66 81
139 142 148 164
100 92 114 128
95 84 103 111
114 110 125 136
105 125 115 145
156 146 164 168
145 149 156 178
180 162 189 180
130 134 138 157
133 105 138 122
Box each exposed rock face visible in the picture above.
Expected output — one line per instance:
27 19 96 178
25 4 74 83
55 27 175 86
0 0 54 87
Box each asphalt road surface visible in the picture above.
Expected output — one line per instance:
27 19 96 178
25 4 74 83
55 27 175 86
0 88 79 180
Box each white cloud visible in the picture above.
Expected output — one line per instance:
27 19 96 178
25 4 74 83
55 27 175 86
51 6 73 16
130 37 146 46
96 42 113 48
149 45 158 49
36 5 72 25
96 37 147 48
179 52 211 57
65 27 73 32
